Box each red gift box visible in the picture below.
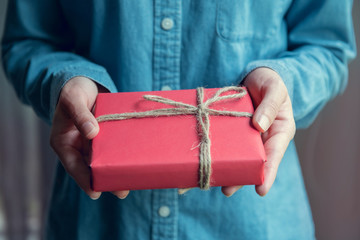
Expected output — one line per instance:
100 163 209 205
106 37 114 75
90 87 266 191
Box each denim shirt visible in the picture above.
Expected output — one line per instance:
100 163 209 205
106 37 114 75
2 0 356 239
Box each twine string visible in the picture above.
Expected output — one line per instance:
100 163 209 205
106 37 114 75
96 86 252 190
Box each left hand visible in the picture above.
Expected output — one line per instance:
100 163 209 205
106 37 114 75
221 67 296 197
50 76 129 200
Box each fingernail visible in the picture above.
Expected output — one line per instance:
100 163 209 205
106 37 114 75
178 188 191 195
224 186 243 197
82 121 95 137
90 192 101 200
225 190 236 198
117 192 129 199
258 116 270 132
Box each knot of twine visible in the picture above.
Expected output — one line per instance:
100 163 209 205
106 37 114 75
96 86 252 190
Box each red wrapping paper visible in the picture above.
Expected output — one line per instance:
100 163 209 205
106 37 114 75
90 87 266 191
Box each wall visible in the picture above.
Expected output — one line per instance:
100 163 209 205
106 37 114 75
0 0 57 239
296 1 360 239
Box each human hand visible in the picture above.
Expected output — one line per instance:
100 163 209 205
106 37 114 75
50 76 129 200
222 68 296 197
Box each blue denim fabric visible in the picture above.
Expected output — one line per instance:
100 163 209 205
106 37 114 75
2 0 356 239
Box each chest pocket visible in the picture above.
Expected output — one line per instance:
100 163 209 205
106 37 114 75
216 0 287 41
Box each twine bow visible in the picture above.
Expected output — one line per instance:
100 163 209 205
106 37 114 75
96 86 252 190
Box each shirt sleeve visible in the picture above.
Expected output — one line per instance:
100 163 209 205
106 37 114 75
1 0 118 124
239 0 356 129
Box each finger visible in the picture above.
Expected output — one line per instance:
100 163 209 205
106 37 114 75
252 81 287 133
178 188 193 195
221 185 243 197
59 91 99 139
54 145 101 200
255 131 291 197
111 190 130 199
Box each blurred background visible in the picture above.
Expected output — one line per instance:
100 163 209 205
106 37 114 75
0 1 359 240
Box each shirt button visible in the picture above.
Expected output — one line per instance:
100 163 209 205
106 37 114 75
158 206 171 218
161 85 172 91
161 18 174 31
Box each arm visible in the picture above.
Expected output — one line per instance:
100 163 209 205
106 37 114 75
1 0 123 199
223 0 356 196
239 0 356 128
1 0 117 124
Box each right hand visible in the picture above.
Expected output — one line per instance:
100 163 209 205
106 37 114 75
50 76 129 200
222 68 296 197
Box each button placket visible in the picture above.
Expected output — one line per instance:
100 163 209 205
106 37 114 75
153 0 182 92
152 189 178 240
151 1 181 238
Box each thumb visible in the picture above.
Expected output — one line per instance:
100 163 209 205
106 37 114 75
73 106 99 139
252 80 287 133
60 90 99 139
